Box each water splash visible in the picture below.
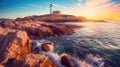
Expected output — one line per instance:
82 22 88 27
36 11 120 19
31 40 105 67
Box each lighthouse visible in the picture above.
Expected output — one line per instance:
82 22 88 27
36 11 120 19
50 4 53 14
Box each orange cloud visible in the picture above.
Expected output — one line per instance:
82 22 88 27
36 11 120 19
67 0 120 20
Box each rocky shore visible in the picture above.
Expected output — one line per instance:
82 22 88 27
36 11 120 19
0 27 76 67
0 20 84 67
0 27 83 67
0 27 56 67
0 20 84 39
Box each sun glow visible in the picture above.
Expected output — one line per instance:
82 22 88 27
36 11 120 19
67 0 120 20
85 11 95 18
83 8 97 19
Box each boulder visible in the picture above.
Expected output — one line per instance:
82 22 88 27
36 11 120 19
48 25 74 36
31 40 54 53
0 28 57 67
22 53 56 67
25 27 53 38
0 29 32 67
41 42 54 52
39 27 53 37
61 54 72 67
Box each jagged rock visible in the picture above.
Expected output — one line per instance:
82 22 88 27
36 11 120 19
41 42 54 52
61 54 73 67
0 28 57 67
0 29 32 67
0 20 77 39
39 27 53 37
24 27 53 38
48 25 74 36
0 21 15 29
22 53 56 67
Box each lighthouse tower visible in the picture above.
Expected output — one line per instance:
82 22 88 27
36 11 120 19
50 4 53 14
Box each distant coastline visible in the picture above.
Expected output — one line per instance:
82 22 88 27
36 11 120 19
14 14 106 23
15 14 87 22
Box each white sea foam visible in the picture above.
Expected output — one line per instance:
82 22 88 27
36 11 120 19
35 21 120 67
42 52 104 67
31 40 105 67
31 39 54 53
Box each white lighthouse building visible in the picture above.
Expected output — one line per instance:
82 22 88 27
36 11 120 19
50 4 53 14
49 3 62 15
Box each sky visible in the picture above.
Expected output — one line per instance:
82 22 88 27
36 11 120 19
0 0 120 20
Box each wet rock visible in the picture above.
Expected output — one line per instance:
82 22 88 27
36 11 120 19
34 47 40 54
41 42 54 52
22 53 56 67
61 54 72 67
31 40 54 53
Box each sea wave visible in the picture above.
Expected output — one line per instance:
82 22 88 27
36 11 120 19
31 39 105 67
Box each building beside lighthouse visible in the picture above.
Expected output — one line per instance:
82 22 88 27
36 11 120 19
50 4 62 15
53 11 61 15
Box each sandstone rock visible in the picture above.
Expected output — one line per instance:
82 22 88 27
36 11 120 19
39 27 53 36
61 54 72 67
22 53 56 67
48 25 74 36
15 14 87 22
0 20 75 39
25 27 53 38
0 29 32 67
0 21 15 29
41 42 54 52
0 28 57 67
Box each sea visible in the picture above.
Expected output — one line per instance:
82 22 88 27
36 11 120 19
32 20 120 67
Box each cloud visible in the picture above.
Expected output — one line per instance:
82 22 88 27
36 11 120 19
78 0 82 2
53 4 59 7
69 0 120 19
85 0 120 15
85 0 120 9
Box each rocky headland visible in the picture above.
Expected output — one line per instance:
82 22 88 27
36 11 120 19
0 26 79 67
16 14 87 22
0 15 106 67
0 20 84 39
0 18 84 67
15 14 106 22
